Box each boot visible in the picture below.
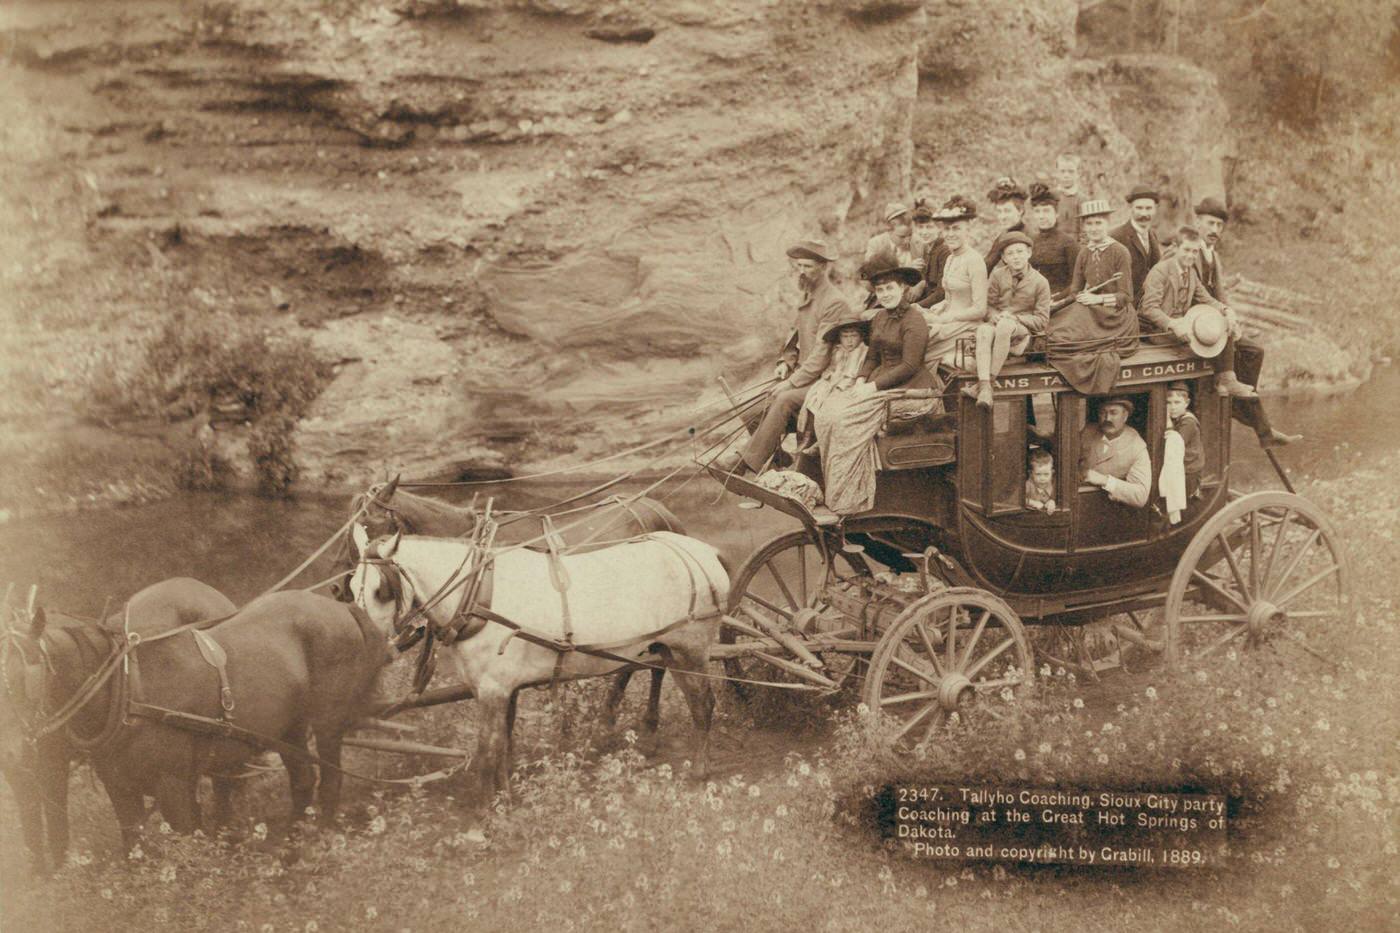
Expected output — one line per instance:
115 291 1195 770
1215 371 1258 398
961 380 994 409
714 450 752 476
1260 428 1302 448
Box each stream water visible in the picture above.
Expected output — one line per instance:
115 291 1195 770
2 366 1395 619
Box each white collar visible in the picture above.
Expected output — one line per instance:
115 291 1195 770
1200 243 1216 262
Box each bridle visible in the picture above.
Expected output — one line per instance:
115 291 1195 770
0 621 54 741
353 548 425 652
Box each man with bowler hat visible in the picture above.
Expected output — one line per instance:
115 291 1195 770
1192 196 1301 448
718 239 851 475
1111 183 1163 306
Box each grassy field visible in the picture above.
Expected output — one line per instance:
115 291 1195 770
2 459 1397 932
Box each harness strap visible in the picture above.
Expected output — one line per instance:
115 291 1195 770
192 630 235 719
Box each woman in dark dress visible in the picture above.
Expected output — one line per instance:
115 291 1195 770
813 251 937 515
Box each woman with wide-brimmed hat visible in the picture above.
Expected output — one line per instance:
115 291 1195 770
811 250 938 515
922 195 989 367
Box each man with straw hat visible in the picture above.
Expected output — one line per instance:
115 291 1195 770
718 239 851 476
1139 226 1257 398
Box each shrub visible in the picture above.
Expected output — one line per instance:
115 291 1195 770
92 310 331 494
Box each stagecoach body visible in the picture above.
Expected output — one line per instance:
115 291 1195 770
709 340 1351 743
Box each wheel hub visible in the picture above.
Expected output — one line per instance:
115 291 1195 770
1246 600 1284 642
938 672 974 711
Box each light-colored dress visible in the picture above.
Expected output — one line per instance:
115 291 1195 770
921 247 988 368
800 343 868 433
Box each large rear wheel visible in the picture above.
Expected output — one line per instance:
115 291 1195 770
1164 491 1352 668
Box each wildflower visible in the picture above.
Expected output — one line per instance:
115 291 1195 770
1014 749 1026 762
1037 742 1052 755
128 844 144 861
748 785 761 797
559 880 573 894
1327 856 1340 869
993 865 1007 881
160 865 177 883
158 821 172 835
1145 686 1157 700
716 839 733 858
1072 698 1084 709
776 805 789 818
1266 697 1277 708
1195 670 1207 684
772 848 785 862
1218 722 1228 732
1040 664 1051 677
101 888 114 900
366 907 378 920
368 815 387 835
305 922 319 933
253 822 268 842
1315 718 1331 732
916 883 929 897
721 820 736 833
798 761 812 777
763 819 776 834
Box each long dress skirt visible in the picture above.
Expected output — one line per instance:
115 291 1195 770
812 387 890 516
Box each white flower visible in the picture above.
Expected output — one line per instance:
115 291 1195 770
1013 749 1026 761
368 815 387 835
1145 686 1157 700
159 865 176 883
365 907 378 920
1072 698 1084 709
253 822 268 842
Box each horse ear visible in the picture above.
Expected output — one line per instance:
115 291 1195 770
381 473 400 500
382 530 401 558
30 606 46 639
352 523 370 557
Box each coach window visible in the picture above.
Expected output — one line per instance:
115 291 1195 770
989 397 1028 514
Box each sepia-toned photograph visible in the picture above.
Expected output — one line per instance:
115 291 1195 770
1 1 1396 929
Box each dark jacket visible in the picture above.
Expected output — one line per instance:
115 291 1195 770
1067 240 1134 313
857 303 937 391
913 239 951 308
1030 226 1079 296
1110 221 1162 306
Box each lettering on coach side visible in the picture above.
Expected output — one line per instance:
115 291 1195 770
1121 360 1202 381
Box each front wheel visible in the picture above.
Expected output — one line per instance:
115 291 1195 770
863 588 1034 752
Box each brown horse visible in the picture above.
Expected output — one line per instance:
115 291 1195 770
2 577 235 874
6 588 392 855
334 480 686 737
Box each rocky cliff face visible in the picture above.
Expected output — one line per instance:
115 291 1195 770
0 0 1349 498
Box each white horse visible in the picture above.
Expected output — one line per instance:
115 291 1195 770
349 526 730 801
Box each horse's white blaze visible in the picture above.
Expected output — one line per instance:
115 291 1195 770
355 532 729 693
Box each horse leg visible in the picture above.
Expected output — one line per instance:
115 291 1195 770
495 690 520 799
154 772 200 834
643 668 665 737
467 691 509 809
280 729 317 823
4 761 50 874
36 740 72 870
312 731 344 825
98 768 148 855
210 777 237 830
659 646 715 781
601 669 633 730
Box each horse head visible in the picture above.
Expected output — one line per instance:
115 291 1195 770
0 586 51 758
348 524 422 651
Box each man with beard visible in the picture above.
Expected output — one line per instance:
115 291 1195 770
718 239 852 476
1028 182 1078 296
1192 197 1302 447
1080 397 1151 507
1111 183 1162 306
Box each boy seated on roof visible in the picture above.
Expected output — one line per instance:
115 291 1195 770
962 233 1051 409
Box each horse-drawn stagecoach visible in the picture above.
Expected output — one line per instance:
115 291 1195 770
705 339 1351 746
0 331 1353 869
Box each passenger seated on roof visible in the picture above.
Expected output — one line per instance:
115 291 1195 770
797 313 870 455
1025 448 1057 514
962 233 1051 409
1080 396 1150 507
921 196 987 368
